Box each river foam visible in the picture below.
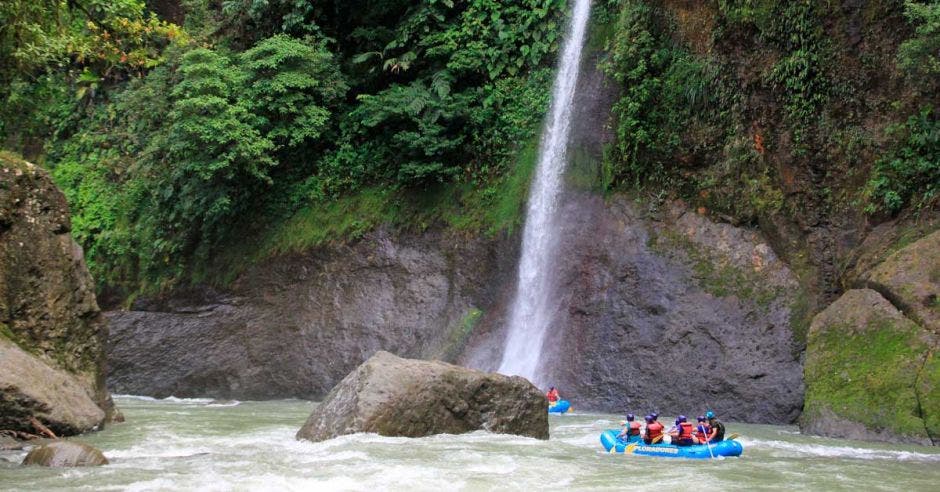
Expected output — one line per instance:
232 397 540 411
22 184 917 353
3 399 939 491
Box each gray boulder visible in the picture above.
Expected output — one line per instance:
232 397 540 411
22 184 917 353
0 338 105 435
22 441 108 467
296 351 548 442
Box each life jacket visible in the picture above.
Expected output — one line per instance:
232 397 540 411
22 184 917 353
678 422 694 440
696 424 711 442
628 421 641 436
647 422 664 440
710 420 726 441
546 389 559 402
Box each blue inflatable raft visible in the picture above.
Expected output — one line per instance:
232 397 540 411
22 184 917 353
548 400 571 414
599 430 743 459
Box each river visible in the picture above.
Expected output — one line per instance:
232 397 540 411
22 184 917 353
2 396 938 491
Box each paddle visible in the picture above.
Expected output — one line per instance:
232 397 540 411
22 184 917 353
727 433 739 441
699 423 715 459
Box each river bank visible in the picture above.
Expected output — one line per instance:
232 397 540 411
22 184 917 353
2 396 938 491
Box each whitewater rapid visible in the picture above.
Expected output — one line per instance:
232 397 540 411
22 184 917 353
3 397 939 491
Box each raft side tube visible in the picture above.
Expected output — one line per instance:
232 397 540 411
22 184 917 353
600 429 743 459
548 400 571 414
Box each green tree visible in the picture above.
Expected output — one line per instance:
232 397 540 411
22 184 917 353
139 47 275 273
240 34 347 151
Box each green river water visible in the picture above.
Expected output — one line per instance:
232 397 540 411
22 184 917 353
2 396 939 491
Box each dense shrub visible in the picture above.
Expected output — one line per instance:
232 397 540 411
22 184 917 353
868 106 940 213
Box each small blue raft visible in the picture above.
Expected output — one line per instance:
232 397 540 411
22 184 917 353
548 400 571 414
599 430 743 459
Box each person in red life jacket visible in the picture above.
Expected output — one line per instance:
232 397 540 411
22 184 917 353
695 415 711 444
617 413 642 440
668 415 695 446
546 386 560 404
643 415 664 445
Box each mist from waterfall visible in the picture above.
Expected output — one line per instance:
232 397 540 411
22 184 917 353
497 0 592 383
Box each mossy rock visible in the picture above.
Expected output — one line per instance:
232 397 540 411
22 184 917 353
802 289 937 445
863 229 940 333
918 347 939 442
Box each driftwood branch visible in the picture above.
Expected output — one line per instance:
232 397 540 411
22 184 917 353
0 429 42 440
28 416 58 439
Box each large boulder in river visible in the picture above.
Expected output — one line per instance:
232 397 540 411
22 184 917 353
296 351 548 442
801 289 938 446
0 153 113 435
22 441 108 467
0 338 106 434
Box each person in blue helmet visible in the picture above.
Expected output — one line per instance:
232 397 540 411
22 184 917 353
617 413 642 440
643 415 664 444
668 415 695 446
705 411 726 442
695 415 711 444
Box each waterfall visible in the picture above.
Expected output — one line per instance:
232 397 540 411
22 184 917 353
497 0 592 382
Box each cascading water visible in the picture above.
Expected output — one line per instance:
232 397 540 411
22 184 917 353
497 0 592 382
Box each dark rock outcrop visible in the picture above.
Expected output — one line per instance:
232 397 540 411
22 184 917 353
465 195 805 423
107 194 805 423
296 351 548 442
107 230 516 400
802 229 940 446
0 154 112 435
22 441 109 467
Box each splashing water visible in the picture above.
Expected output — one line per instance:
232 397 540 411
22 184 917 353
3 397 939 491
497 0 592 383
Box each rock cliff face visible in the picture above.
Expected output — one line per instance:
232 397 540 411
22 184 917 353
107 229 517 399
463 194 804 423
296 351 548 442
802 231 939 445
0 153 112 435
109 192 805 423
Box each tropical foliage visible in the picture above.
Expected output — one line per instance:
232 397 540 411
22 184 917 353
2 0 938 296
1 0 565 291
